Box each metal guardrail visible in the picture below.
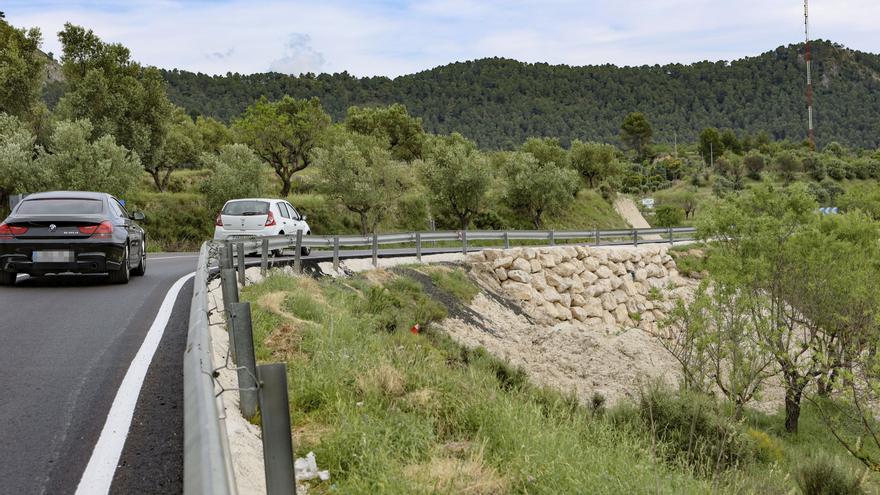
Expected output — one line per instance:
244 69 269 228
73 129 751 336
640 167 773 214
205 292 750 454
184 226 697 493
183 243 237 495
227 226 698 273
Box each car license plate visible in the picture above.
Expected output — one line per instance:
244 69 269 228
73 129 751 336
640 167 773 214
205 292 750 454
33 250 73 263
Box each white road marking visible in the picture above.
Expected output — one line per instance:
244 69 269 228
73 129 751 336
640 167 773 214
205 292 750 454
75 272 195 495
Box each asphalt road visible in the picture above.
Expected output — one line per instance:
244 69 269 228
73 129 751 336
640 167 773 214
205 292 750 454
0 253 199 495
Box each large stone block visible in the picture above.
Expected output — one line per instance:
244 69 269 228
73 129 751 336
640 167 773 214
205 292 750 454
507 270 531 284
553 261 579 277
554 303 573 321
529 259 543 273
502 280 533 300
511 257 532 273
493 256 514 269
494 267 508 282
542 286 562 303
582 257 600 272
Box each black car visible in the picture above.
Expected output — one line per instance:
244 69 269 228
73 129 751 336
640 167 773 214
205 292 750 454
0 191 147 285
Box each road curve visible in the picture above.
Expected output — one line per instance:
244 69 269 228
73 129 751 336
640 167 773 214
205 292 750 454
0 253 198 495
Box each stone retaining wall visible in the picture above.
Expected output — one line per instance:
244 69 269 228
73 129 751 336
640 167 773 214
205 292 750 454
466 245 691 335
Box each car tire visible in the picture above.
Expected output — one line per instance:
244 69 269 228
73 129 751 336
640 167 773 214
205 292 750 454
132 241 146 276
299 231 311 256
109 244 131 284
0 271 16 286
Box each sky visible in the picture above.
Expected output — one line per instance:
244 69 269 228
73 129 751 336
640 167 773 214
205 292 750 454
3 1 879 78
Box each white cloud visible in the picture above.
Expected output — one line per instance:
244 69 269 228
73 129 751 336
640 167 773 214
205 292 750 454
269 33 325 74
2 0 878 77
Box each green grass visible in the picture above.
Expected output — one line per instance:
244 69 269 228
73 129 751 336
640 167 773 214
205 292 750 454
238 266 880 493
241 271 719 494
423 266 480 303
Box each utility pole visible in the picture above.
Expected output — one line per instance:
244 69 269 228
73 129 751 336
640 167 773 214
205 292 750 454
804 0 815 149
710 142 714 169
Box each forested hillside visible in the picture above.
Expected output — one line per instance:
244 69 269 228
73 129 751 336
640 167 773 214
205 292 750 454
161 41 880 149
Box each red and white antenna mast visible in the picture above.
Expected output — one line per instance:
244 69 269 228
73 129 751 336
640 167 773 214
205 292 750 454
804 0 815 149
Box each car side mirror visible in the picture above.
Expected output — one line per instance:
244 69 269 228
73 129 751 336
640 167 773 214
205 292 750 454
301 214 307 222
131 211 146 221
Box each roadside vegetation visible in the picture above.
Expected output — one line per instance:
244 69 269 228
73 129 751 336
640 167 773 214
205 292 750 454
241 264 879 493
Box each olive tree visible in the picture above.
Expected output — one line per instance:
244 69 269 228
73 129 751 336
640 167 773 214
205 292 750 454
422 133 491 230
314 131 406 235
345 104 425 161
569 140 619 188
234 96 330 196
0 19 45 120
200 144 266 213
56 23 173 191
37 119 142 197
0 113 44 213
504 151 579 228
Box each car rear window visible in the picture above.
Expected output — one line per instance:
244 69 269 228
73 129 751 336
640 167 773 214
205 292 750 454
16 198 104 215
222 201 269 216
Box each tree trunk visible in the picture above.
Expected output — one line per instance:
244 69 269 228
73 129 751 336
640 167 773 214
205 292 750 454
784 386 803 434
460 214 470 232
359 212 369 237
279 176 291 197
147 168 165 192
161 167 175 192
0 188 9 217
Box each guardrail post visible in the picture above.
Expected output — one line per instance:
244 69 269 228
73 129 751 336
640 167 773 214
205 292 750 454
257 363 296 495
261 239 269 277
633 229 638 247
372 233 378 267
548 231 555 246
415 232 422 262
503 231 510 249
220 268 239 361
236 242 246 286
668 226 674 245
229 302 259 420
294 230 303 274
332 236 340 272
462 230 468 254
594 229 600 246
223 240 234 270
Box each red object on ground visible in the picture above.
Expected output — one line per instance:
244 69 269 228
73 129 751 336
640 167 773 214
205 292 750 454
410 324 420 334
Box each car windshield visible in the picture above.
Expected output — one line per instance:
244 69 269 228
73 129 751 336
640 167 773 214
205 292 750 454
222 201 269 216
17 198 104 215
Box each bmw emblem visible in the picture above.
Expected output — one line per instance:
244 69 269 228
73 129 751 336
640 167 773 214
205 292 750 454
49 224 57 232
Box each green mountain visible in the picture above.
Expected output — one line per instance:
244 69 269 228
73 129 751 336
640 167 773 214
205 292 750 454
161 41 880 149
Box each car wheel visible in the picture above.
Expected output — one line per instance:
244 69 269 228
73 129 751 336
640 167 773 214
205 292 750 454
109 244 131 284
132 241 146 276
0 271 16 286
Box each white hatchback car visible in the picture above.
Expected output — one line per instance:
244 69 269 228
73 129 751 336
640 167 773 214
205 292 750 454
213 198 311 255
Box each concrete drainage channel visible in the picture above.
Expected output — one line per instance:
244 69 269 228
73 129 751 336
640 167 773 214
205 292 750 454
182 227 697 494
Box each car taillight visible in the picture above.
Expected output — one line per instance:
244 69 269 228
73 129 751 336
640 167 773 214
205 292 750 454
79 221 114 239
0 223 28 238
265 210 276 227
216 213 224 227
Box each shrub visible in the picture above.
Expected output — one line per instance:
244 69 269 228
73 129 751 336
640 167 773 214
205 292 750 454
795 455 865 495
744 152 766 180
655 204 685 227
745 428 784 464
636 386 757 476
